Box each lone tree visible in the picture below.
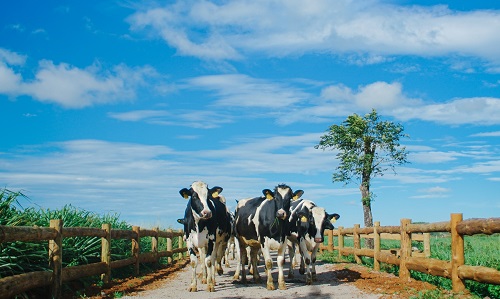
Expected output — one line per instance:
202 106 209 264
315 109 409 238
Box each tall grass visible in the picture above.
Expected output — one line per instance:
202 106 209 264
319 233 500 299
0 188 180 296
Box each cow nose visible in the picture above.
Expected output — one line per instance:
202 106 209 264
276 209 286 220
201 210 212 219
314 237 323 243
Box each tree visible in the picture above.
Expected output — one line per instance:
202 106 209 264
315 109 409 241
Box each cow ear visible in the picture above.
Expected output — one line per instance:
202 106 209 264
210 186 222 198
179 188 191 199
292 190 304 201
177 218 185 224
328 213 340 223
262 189 274 200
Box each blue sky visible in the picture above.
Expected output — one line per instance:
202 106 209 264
1 0 499 230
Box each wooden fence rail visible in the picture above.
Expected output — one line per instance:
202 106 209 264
320 213 500 294
0 220 187 299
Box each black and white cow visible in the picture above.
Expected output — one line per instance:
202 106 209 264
210 191 232 276
234 184 303 290
288 198 340 284
178 181 227 292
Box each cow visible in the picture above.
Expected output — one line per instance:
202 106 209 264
210 191 232 276
287 198 340 284
234 184 303 290
178 181 227 292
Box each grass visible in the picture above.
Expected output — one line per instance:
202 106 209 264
0 188 181 297
318 233 500 299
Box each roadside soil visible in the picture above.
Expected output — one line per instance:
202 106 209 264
71 256 473 299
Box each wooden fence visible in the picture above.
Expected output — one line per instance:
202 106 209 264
320 213 500 293
0 220 187 299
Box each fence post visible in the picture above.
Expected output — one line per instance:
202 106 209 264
327 229 334 252
451 213 466 293
132 226 140 275
167 229 173 263
338 226 344 259
423 233 431 258
400 218 412 281
353 224 361 264
101 223 111 283
374 221 380 271
178 231 184 259
49 219 62 299
152 227 159 265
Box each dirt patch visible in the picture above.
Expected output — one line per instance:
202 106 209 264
66 260 189 298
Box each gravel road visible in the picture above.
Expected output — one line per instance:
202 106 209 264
122 256 381 299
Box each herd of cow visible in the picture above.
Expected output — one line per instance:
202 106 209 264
177 180 340 292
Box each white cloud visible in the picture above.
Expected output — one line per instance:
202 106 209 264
0 49 157 108
108 110 170 121
128 1 500 65
187 74 309 108
471 131 500 137
394 97 500 125
411 185 450 199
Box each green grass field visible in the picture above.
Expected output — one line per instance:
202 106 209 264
318 232 500 299
0 189 181 297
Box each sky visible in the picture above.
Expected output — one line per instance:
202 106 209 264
1 0 499 230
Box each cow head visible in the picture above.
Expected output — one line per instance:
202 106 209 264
263 184 304 220
179 181 213 220
298 208 340 243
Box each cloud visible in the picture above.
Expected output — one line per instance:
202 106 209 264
411 186 450 199
108 110 170 122
187 74 309 108
0 49 157 108
394 97 500 125
128 1 500 65
470 131 500 137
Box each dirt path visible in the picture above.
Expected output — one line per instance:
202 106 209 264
121 257 382 299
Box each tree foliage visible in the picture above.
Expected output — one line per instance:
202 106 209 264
316 109 409 187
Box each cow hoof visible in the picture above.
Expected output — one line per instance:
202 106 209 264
188 286 197 292
306 278 312 285
312 273 317 281
233 274 240 280
201 278 207 284
278 282 287 290
217 268 224 275
207 285 215 292
299 268 305 275
266 283 275 290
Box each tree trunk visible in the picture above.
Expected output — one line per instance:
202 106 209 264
360 182 374 249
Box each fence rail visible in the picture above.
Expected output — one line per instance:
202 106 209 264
320 213 500 293
0 220 187 299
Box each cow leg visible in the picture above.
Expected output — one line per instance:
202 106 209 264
215 236 227 275
232 238 241 280
277 243 287 290
238 240 248 283
311 245 319 281
250 247 262 284
199 247 207 284
188 248 198 292
299 241 313 285
205 241 216 292
287 242 295 279
261 245 275 290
